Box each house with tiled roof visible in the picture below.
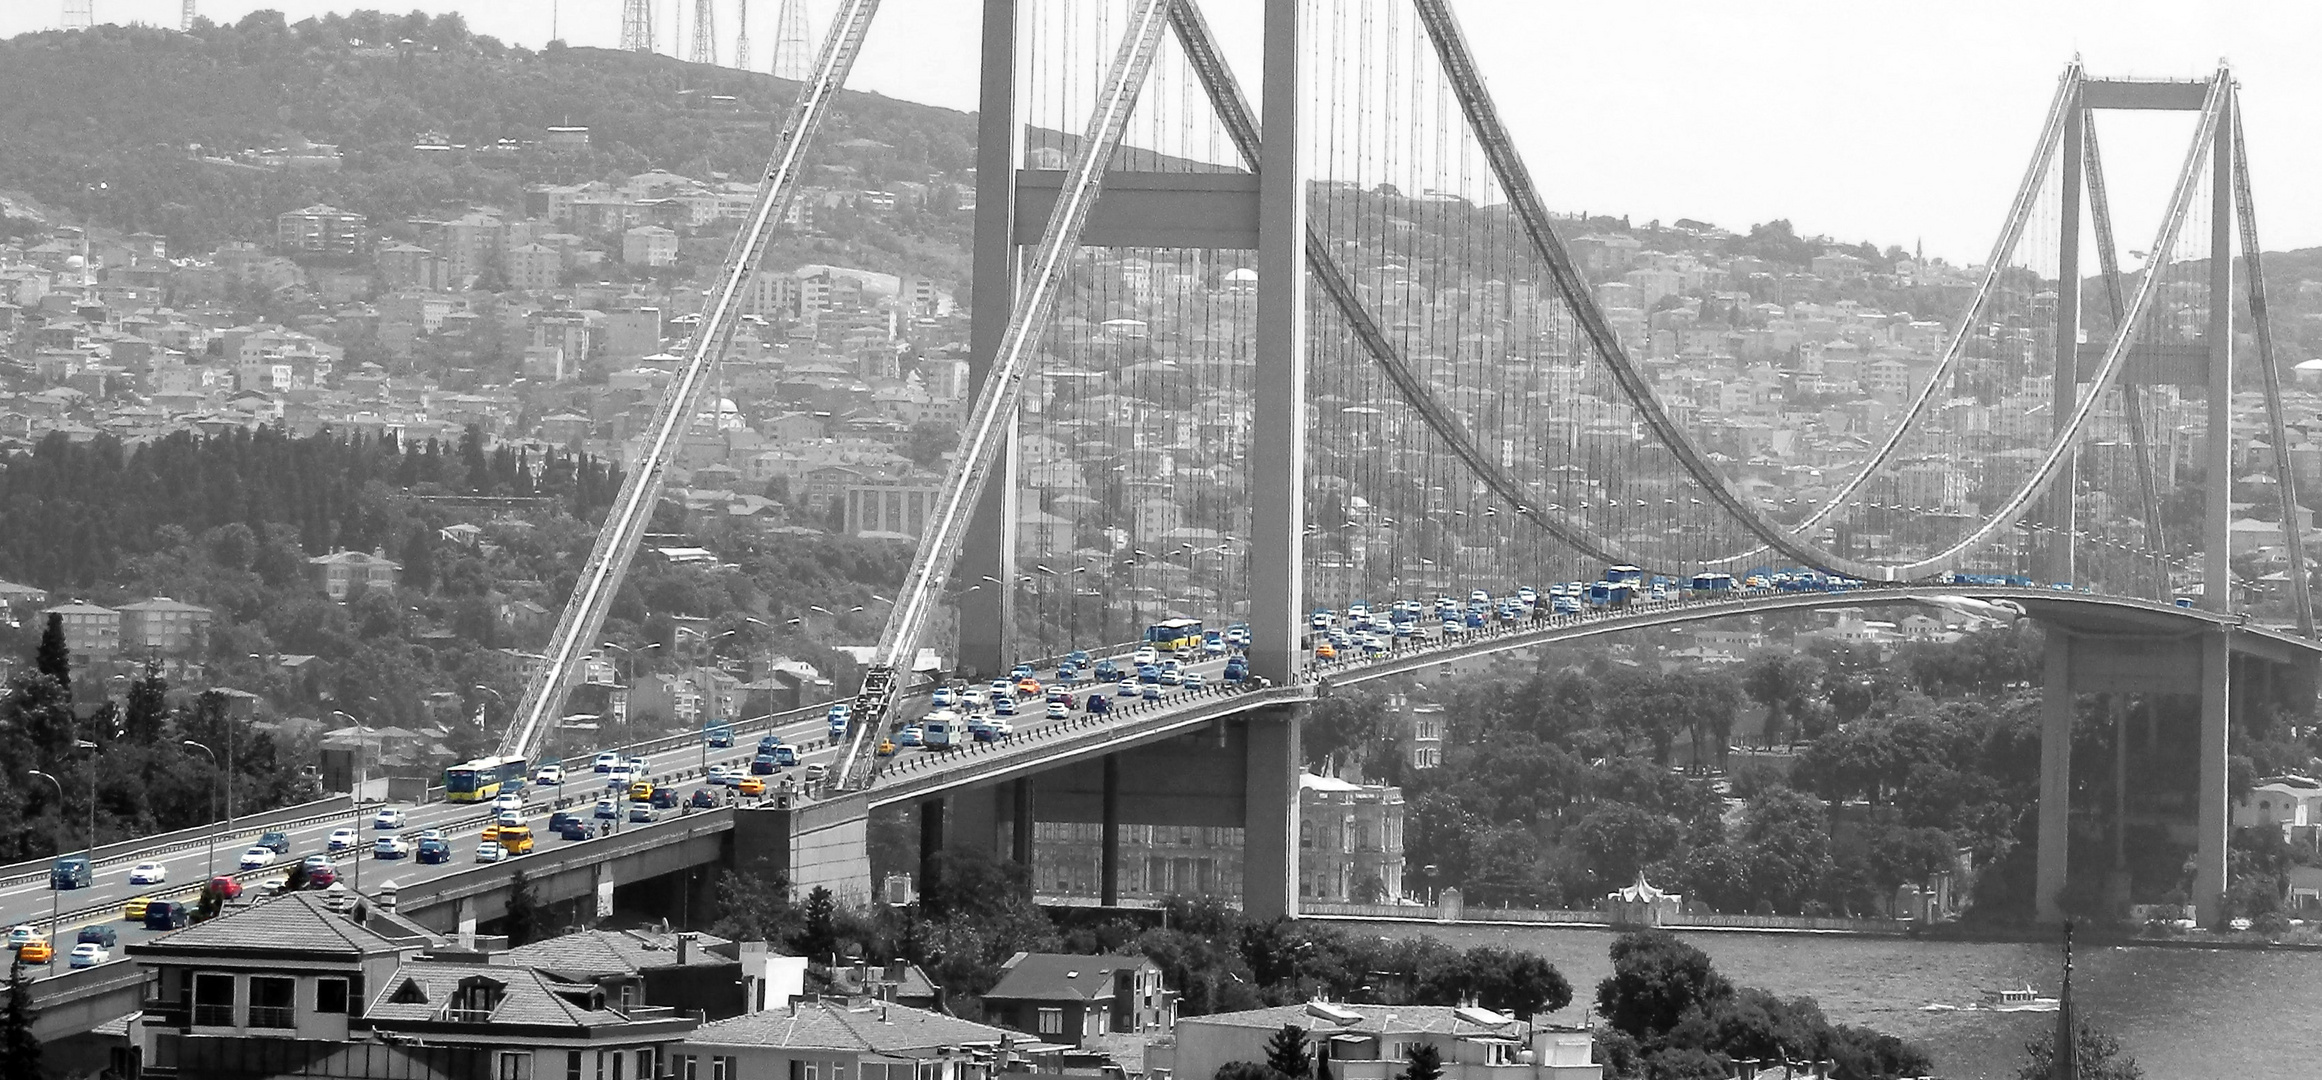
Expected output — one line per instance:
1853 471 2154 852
980 952 1173 1049
1162 1003 1601 1080
675 999 1031 1080
498 928 746 1018
363 959 699 1076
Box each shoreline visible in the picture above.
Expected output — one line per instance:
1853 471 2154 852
1308 912 2322 952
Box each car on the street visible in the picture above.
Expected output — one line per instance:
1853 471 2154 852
876 739 898 757
415 827 448 844
534 764 565 786
496 809 525 828
76 925 117 949
327 828 360 852
417 838 453 864
898 724 924 747
1142 683 1164 701
121 897 155 922
1115 678 1138 698
689 789 719 809
238 847 277 870
497 825 536 855
548 812 583 834
7 926 37 949
1094 659 1120 681
706 725 735 748
1132 647 1160 666
143 901 191 931
737 776 766 797
127 861 169 886
1044 702 1069 721
706 763 736 786
977 718 1014 742
373 807 407 830
18 938 52 964
553 819 593 841
803 763 828 784
932 685 959 707
628 804 657 824
1086 693 1111 715
67 942 107 968
1184 672 1208 690
594 798 621 820
475 843 505 863
254 831 291 854
608 765 635 786
594 751 622 773
373 836 410 859
993 695 1018 717
304 866 338 889
302 853 334 871
50 856 90 890
627 756 648 775
493 791 526 813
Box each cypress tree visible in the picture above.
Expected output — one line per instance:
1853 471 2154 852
0 956 40 1076
34 613 69 691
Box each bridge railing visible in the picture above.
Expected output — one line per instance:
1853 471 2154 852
0 793 354 892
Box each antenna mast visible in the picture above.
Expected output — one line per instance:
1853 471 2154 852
181 0 195 31
63 0 94 31
734 0 752 71
690 0 716 65
772 0 811 80
620 0 654 52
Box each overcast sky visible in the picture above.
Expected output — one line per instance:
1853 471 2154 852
10 2 2320 262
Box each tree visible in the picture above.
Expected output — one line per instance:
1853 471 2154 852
124 658 170 744
1214 1065 1277 1080
504 868 542 946
2017 1021 2144 1080
1265 1025 1312 1080
0 957 38 1077
798 886 839 960
1596 931 1731 1042
712 870 802 945
906 421 958 469
1399 1042 1443 1080
34 613 68 691
402 522 437 594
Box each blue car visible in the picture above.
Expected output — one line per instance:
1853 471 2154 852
1138 664 1161 684
1086 693 1111 715
1094 659 1120 681
1066 650 1091 668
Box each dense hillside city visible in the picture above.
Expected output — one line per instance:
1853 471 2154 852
0 8 2317 1080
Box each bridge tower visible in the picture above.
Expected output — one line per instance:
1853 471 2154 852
771 0 812 80
734 0 752 72
181 0 194 32
62 0 93 31
690 0 716 66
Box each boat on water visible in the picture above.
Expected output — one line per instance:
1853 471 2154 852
1982 984 2061 1012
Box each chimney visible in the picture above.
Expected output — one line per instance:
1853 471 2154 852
886 960 907 983
677 931 697 965
854 959 869 986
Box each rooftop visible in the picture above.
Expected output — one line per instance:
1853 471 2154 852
498 928 737 977
984 952 1154 1004
688 1000 1007 1055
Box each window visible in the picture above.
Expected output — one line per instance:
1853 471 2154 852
613 1052 625 1080
193 972 236 1027
714 1056 734 1080
636 1050 654 1080
1037 1008 1064 1035
249 976 297 1029
568 1051 584 1080
500 1052 535 1080
316 978 350 1015
673 1055 696 1080
806 1062 820 1080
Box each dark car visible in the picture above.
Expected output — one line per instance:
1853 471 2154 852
1086 693 1111 715
76 924 118 948
144 900 192 931
650 787 681 810
706 726 735 748
50 856 91 890
688 789 719 809
750 753 779 775
416 838 453 864
553 819 593 841
254 831 291 854
548 812 584 835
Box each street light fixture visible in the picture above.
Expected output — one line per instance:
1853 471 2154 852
182 740 223 879
27 769 66 970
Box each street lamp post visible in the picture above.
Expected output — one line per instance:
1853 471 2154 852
329 710 367 892
182 740 223 880
27 769 64 970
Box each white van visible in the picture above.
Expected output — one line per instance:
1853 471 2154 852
921 710 962 749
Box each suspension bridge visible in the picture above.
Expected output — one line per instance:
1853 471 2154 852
10 8 2319 1007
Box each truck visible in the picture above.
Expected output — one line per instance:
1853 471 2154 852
921 710 962 749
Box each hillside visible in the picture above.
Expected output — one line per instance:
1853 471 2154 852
0 10 976 253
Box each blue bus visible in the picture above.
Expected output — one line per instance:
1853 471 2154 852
1587 581 1636 608
445 755 528 802
1688 572 1736 593
1603 565 1645 586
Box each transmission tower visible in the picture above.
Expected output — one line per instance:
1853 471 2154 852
619 0 654 53
63 0 93 31
772 0 811 80
180 0 194 31
734 0 752 72
690 0 715 65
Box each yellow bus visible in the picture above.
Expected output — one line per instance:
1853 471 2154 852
1144 618 1205 653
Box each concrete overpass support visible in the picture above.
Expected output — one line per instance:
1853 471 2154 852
2193 630 2231 925
592 862 615 919
457 896 480 946
1101 754 1121 906
729 796 873 906
2036 632 2074 923
1242 709 1302 920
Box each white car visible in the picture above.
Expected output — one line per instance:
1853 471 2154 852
474 843 505 864
327 828 360 852
373 807 406 830
1044 702 1069 721
607 766 634 787
415 828 448 843
7 926 36 948
707 763 735 785
1132 647 1160 666
238 847 277 870
126 861 168 886
68 942 108 968
373 836 410 859
496 809 525 828
626 757 648 776
534 765 565 786
932 686 958 707
492 791 527 812
593 751 622 773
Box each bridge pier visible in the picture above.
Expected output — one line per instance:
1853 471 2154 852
592 862 615 919
456 896 479 946
2035 624 2250 927
1242 709 1301 920
729 796 873 906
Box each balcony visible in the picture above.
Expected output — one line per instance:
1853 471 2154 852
249 1005 297 1029
141 1001 191 1027
193 1004 236 1027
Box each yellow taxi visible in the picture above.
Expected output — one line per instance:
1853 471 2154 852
18 937 52 963
497 824 536 855
1314 642 1338 660
876 739 898 757
123 896 155 922
480 823 502 844
628 781 655 802
737 776 766 797
1015 677 1042 697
